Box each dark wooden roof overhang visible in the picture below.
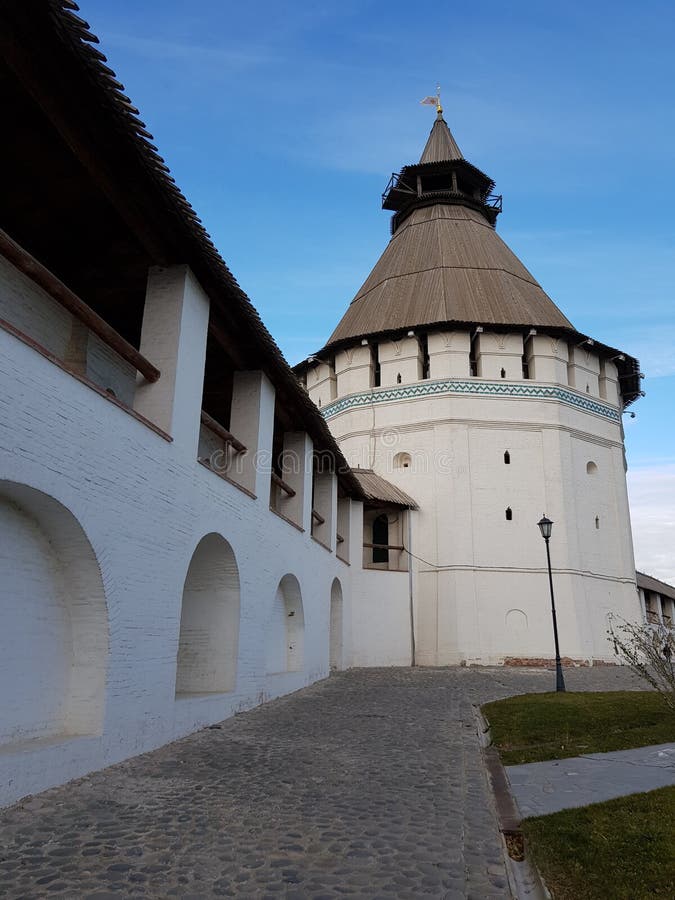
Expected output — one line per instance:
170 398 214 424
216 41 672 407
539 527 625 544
637 571 675 602
401 159 495 193
0 0 365 500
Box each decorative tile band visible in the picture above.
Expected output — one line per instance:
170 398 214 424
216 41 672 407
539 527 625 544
321 378 621 422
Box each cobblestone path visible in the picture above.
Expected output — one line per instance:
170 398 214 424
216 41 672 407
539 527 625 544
0 666 641 899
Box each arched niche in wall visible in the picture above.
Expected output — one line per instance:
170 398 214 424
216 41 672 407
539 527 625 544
505 609 528 633
393 452 412 470
329 578 344 671
586 461 598 475
0 481 108 745
175 533 241 695
266 574 305 674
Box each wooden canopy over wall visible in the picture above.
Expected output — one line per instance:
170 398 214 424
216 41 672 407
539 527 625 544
0 0 365 498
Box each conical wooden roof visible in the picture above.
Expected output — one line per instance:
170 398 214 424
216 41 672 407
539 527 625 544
326 204 573 346
419 112 463 163
323 116 574 349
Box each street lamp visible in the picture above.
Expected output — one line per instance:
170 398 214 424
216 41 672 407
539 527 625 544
537 515 566 692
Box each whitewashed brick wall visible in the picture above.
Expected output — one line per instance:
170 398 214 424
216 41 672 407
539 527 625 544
0 261 354 808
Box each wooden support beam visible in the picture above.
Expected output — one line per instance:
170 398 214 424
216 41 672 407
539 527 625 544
363 542 405 551
311 509 326 526
271 471 296 498
200 410 246 453
0 228 160 383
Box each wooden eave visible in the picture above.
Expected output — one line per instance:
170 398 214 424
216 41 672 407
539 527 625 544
352 469 418 510
401 159 495 191
637 571 675 602
384 161 495 214
0 0 365 500
295 321 641 408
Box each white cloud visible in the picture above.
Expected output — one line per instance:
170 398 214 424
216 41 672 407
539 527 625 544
628 464 675 584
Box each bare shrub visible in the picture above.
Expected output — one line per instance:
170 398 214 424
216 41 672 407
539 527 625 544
608 616 675 710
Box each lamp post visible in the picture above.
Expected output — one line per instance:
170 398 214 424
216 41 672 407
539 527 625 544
537 515 566 692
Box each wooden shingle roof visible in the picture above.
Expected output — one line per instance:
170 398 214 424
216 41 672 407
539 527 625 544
327 204 573 345
419 112 463 163
352 469 418 509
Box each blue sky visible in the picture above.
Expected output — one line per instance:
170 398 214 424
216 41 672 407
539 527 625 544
79 0 674 577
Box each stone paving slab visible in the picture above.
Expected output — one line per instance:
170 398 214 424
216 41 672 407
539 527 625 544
507 741 675 819
0 666 643 899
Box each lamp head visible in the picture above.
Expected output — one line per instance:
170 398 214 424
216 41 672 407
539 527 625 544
538 515 553 539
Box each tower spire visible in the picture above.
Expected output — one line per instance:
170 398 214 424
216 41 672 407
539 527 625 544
419 113 462 164
419 85 461 162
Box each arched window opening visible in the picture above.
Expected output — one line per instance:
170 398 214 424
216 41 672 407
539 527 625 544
372 514 389 563
176 533 241 695
505 507 513 521
504 451 511 465
501 367 506 379
394 452 412 470
396 372 402 384
587 461 598 475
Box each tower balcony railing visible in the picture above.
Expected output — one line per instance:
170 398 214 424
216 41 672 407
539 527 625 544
382 172 416 204
382 173 503 214
486 193 503 213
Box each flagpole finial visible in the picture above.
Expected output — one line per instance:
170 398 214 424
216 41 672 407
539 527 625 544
419 88 443 114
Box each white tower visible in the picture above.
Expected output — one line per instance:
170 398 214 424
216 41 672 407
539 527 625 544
298 107 643 666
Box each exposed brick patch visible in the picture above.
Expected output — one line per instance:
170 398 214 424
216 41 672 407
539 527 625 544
501 656 617 668
503 657 582 667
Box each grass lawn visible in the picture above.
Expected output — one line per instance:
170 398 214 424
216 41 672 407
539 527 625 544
522 786 675 900
482 690 675 765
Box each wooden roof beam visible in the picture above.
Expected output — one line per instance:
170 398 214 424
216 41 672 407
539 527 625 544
0 227 160 383
0 10 172 266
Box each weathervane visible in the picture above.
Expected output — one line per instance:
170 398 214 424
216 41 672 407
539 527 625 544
420 84 442 115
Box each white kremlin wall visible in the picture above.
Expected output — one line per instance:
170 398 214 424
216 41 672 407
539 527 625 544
0 248 643 808
0 257 358 808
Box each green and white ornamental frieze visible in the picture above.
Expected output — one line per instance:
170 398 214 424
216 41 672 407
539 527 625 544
320 378 621 422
